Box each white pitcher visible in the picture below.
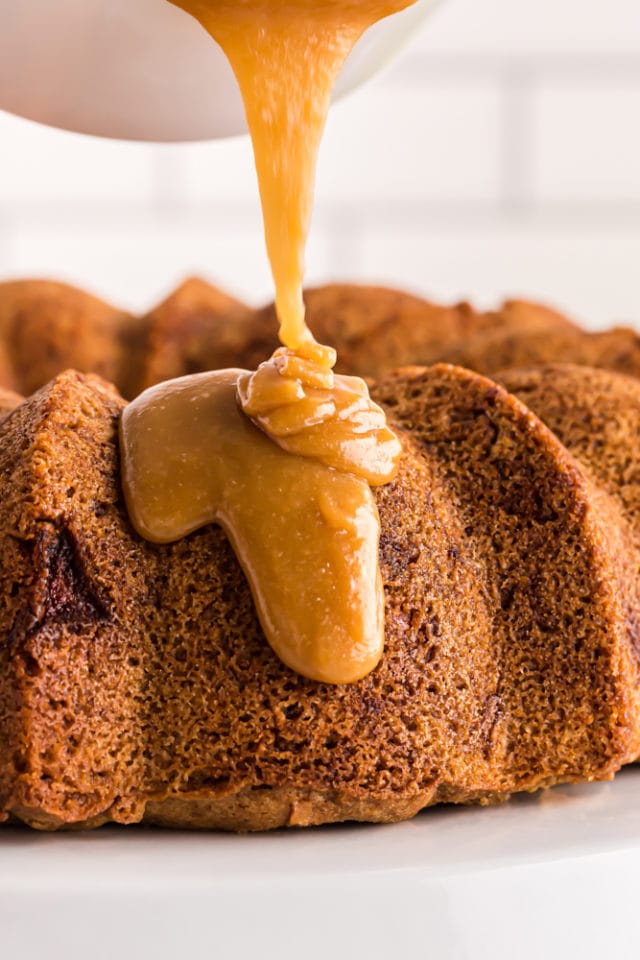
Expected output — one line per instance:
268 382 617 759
0 0 438 143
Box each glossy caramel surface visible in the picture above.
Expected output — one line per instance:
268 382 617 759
122 0 412 682
238 339 401 484
121 371 384 684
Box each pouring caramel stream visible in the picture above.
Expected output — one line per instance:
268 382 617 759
122 0 412 683
170 0 416 350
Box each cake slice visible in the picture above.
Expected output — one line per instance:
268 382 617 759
0 364 639 829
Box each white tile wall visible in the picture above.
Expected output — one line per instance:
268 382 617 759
533 86 640 201
414 0 640 55
181 138 259 204
0 113 154 201
359 223 640 327
0 0 639 329
317 82 503 203
7 215 334 313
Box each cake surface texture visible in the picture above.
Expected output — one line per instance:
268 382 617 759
2 276 640 396
2 350 640 828
1 277 640 830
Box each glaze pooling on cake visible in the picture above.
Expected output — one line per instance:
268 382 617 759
1 362 640 830
120 369 389 684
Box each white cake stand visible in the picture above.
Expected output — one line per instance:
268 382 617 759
0 0 439 142
2 766 640 959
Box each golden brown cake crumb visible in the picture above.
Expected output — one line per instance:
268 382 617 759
1 365 640 830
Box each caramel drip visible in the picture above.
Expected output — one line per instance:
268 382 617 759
121 0 414 682
121 371 384 684
237 339 401 484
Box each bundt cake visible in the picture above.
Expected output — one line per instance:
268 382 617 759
0 279 132 397
0 276 611 397
2 353 640 829
1 275 640 829
2 276 640 393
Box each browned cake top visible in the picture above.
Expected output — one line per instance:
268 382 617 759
1 276 640 830
0 277 596 398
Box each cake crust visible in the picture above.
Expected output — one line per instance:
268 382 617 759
1 366 639 830
0 278 593 396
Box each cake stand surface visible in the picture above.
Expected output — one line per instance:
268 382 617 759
2 766 640 959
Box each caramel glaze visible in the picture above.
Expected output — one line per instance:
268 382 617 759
170 0 416 348
121 370 394 683
237 339 400 483
121 0 412 682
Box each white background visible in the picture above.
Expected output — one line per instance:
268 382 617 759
1 0 639 328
